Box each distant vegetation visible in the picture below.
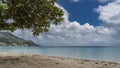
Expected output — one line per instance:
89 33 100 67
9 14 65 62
0 32 38 46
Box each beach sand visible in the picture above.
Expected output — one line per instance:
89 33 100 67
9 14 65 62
0 52 120 68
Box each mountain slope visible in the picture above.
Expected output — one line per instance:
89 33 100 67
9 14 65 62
0 32 38 46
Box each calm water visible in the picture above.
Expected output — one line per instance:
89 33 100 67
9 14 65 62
0 46 120 62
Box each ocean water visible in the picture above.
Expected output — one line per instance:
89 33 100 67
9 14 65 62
0 46 120 62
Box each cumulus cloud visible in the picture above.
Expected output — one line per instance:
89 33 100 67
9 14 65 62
39 22 117 45
55 3 69 22
98 0 114 3
12 2 120 46
12 21 119 46
96 0 120 25
70 0 80 3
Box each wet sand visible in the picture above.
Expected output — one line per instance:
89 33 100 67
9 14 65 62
0 52 120 68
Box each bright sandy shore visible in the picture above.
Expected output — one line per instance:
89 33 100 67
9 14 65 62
0 52 120 68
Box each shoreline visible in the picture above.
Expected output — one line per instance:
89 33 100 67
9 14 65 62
0 52 120 68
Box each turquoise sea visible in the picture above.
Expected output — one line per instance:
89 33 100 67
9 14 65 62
0 46 120 62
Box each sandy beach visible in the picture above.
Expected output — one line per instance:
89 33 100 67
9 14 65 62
0 52 120 68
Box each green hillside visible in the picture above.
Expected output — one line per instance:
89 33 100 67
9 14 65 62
0 32 38 46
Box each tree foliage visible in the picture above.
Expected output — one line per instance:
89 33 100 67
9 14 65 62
0 0 64 36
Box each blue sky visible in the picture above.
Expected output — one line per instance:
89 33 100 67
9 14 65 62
12 0 120 46
57 0 112 26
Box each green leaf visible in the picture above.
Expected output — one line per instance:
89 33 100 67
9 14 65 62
0 0 64 36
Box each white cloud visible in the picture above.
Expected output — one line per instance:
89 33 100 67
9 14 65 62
70 0 80 3
98 0 114 3
12 21 119 46
12 2 120 46
96 0 120 25
55 3 69 23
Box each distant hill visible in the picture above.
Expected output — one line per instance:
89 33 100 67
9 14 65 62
0 32 38 46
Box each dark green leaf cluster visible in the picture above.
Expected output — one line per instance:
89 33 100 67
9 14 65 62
0 0 64 36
